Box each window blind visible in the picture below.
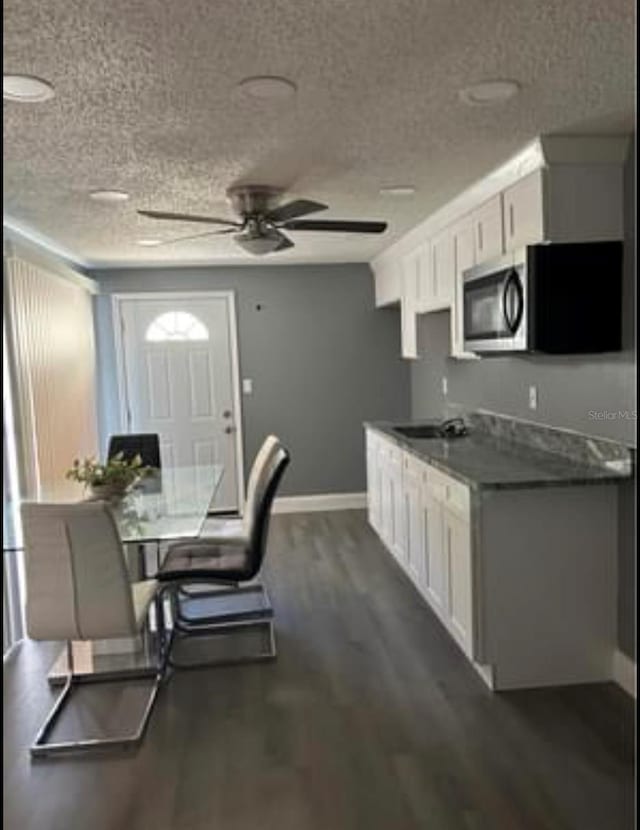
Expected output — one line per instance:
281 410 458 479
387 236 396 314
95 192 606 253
5 253 98 500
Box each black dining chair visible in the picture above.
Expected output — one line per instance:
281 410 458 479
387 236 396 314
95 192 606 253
157 445 290 669
108 433 163 574
107 433 162 469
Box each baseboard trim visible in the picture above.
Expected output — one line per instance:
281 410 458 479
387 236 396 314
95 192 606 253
612 649 636 698
273 492 367 514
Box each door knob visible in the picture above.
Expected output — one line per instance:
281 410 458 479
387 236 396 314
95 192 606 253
223 410 232 419
224 425 236 434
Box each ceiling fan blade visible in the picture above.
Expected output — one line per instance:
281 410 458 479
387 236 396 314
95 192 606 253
274 232 295 251
138 209 240 227
266 199 328 224
282 219 387 234
153 228 237 246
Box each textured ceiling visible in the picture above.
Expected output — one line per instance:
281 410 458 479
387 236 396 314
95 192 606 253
3 0 636 267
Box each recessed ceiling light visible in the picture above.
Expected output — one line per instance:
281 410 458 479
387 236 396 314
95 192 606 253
3 74 55 103
379 186 416 196
236 75 297 100
89 189 130 203
136 238 162 247
459 80 521 106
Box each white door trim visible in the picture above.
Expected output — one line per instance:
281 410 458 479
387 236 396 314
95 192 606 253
111 290 245 511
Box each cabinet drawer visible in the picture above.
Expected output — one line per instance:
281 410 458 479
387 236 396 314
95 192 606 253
402 451 425 479
426 466 470 518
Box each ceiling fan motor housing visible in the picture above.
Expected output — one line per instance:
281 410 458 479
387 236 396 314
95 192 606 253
226 185 283 218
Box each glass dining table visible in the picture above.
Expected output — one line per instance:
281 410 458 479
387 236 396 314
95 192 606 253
4 463 225 683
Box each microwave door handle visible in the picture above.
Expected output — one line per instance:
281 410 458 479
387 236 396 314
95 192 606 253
502 270 524 334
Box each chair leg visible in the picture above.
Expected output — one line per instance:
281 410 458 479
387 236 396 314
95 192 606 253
176 583 273 627
31 636 168 758
168 618 277 671
163 586 277 670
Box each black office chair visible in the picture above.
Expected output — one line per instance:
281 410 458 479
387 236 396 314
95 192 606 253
157 445 290 669
107 433 162 469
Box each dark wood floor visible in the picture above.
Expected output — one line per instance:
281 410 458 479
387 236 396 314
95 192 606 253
3 511 635 830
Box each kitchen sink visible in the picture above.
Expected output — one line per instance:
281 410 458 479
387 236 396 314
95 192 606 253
392 424 444 439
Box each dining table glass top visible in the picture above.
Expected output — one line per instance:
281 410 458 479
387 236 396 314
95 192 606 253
111 463 225 544
4 464 225 549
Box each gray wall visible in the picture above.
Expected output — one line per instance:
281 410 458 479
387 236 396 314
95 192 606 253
411 138 636 660
92 263 410 498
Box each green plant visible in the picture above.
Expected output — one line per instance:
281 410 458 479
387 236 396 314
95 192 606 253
66 452 152 492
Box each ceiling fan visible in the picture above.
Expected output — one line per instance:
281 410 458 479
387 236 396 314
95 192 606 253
137 185 387 255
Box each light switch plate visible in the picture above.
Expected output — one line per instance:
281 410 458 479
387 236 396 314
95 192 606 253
242 378 253 395
528 385 538 410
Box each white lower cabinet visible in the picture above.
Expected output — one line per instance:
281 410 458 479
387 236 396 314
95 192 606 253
367 429 473 660
365 428 619 691
403 456 425 590
423 482 448 620
366 432 382 533
443 509 473 656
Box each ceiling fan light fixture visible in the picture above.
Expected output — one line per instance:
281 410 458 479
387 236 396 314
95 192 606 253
3 74 55 102
236 75 297 100
234 220 287 255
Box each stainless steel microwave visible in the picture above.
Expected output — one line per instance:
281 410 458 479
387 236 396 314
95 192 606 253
462 242 623 355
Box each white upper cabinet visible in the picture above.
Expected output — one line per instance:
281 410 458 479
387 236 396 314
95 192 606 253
472 194 504 263
503 170 545 250
372 136 627 360
450 215 478 360
373 258 401 307
400 294 418 359
428 227 455 310
400 250 419 359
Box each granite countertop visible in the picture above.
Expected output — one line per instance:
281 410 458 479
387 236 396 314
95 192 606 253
365 419 633 492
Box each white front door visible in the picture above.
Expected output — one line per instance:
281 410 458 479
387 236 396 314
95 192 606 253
117 294 241 511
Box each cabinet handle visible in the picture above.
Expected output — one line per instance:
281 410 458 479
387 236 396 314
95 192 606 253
509 204 515 238
477 222 483 252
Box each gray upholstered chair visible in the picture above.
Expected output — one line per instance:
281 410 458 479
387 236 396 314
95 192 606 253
200 434 281 544
175 433 281 604
22 501 164 757
158 445 290 668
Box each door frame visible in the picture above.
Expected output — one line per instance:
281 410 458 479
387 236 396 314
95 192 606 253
111 290 245 511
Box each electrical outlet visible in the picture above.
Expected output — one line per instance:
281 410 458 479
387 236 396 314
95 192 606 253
442 376 448 396
528 385 538 410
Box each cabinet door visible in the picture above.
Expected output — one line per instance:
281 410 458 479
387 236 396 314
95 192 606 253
400 289 418 360
402 247 422 309
503 170 545 251
417 240 431 313
378 445 393 547
389 449 407 565
374 260 402 307
430 228 454 309
472 194 504 263
444 510 474 656
423 487 447 617
404 458 425 588
366 434 381 532
450 216 479 360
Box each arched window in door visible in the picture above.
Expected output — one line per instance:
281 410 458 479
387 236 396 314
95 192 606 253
145 311 209 342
